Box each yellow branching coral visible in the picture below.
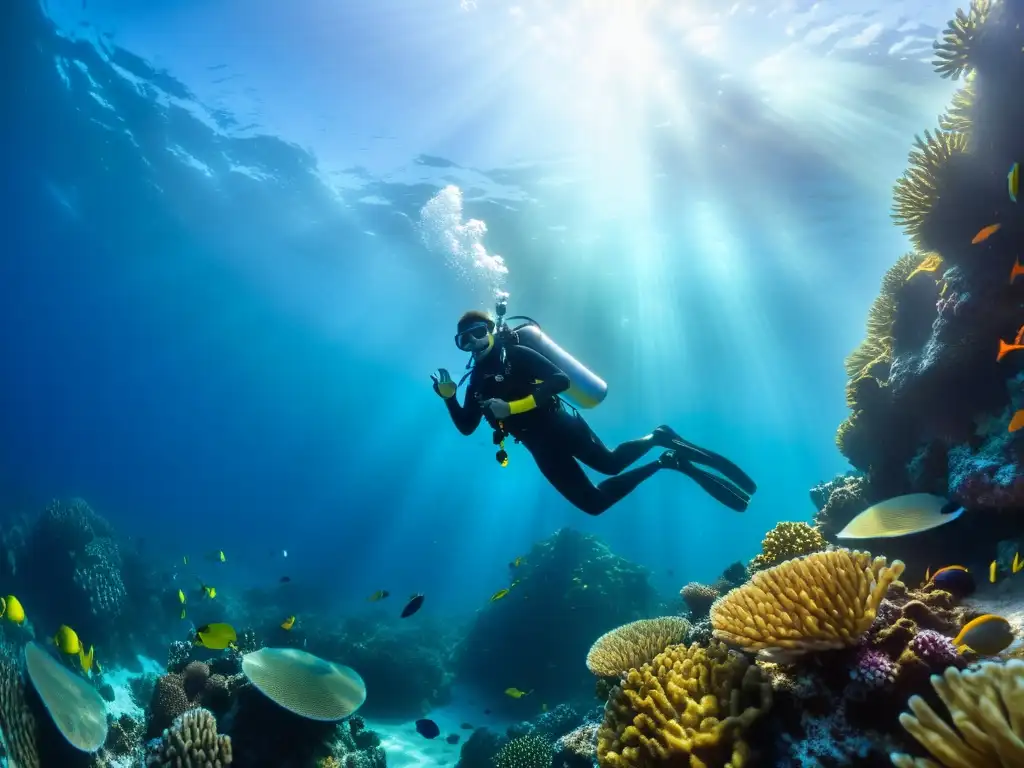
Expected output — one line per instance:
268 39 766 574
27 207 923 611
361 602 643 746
939 73 975 137
748 522 826 574
710 550 905 661
597 641 771 768
892 130 970 250
890 660 1024 767
844 252 921 381
932 0 992 80
587 617 690 678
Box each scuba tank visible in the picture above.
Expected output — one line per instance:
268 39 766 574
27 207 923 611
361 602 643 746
493 295 608 409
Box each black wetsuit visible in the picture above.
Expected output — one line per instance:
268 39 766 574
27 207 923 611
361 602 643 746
443 339 757 515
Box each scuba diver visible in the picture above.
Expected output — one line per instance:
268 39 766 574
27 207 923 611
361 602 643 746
431 301 757 516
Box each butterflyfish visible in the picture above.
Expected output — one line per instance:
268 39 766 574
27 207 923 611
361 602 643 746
281 615 295 631
991 560 999 583
78 644 95 674
180 608 186 620
972 223 1002 244
490 589 510 602
367 590 389 602
953 614 1014 656
194 623 237 651
4 596 25 625
1010 258 1024 284
1014 552 1024 574
178 589 186 605
928 565 975 599
401 594 424 618
1010 410 1024 433
835 494 964 540
54 625 81 655
504 688 531 699
1009 162 1019 202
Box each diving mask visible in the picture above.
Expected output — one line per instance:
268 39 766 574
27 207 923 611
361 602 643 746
455 323 490 350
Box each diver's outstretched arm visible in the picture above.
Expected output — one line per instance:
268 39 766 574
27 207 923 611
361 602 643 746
444 391 483 435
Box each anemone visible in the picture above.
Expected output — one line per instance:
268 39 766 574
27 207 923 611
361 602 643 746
933 0 993 80
891 131 969 250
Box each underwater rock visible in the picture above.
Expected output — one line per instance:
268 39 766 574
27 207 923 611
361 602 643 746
553 723 598 768
454 528 657 711
455 727 506 768
812 475 869 542
506 703 580 743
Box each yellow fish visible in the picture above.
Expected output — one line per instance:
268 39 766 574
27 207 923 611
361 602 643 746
4 596 25 625
95 659 103 675
182 555 189 566
219 550 226 563
281 616 296 631
1014 552 1024 575
991 560 998 584
541 702 547 712
953 614 1014 656
78 645 95 674
367 590 390 602
180 608 186 620
194 623 237 651
1009 161 1019 203
197 581 216 599
178 589 186 605
490 589 510 602
54 625 81 655
504 688 531 699
510 557 524 568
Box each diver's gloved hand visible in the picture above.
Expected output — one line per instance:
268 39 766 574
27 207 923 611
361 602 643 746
431 368 457 399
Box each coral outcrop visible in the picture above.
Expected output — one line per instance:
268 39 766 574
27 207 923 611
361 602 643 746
597 641 771 767
586 617 689 678
711 550 905 661
746 521 826 574
455 528 658 710
145 707 232 767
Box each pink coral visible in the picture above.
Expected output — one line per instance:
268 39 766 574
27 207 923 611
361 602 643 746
850 647 896 689
907 629 959 668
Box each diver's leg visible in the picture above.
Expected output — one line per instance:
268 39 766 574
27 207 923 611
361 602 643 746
563 412 660 475
659 451 750 512
530 444 661 516
652 426 757 495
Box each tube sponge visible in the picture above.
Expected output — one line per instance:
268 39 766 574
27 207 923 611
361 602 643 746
932 0 993 80
710 550 905 661
747 521 826 574
890 660 1024 767
586 617 690 678
145 707 232 767
597 641 771 768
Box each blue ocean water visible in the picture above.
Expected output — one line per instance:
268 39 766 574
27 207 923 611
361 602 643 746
4 0 958 636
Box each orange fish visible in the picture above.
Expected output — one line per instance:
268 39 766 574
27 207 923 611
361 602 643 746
973 223 1002 244
1010 258 1024 284
1010 410 1024 433
998 326 1024 361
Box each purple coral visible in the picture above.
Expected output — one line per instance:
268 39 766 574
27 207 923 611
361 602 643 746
850 647 896 689
909 630 959 668
870 599 901 632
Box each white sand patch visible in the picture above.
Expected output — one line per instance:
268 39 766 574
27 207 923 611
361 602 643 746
367 704 508 768
102 654 164 721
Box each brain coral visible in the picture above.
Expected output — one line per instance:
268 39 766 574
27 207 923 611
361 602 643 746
747 522 826 574
586 617 690 678
597 641 771 768
711 550 905 661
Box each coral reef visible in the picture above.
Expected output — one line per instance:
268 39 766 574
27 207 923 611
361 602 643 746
891 659 1024 767
0 642 40 768
597 641 771 767
493 735 554 768
554 723 598 768
746 521 826 574
680 582 719 618
455 528 658 710
710 550 905 661
145 707 232 767
811 475 867 543
585 617 689 678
